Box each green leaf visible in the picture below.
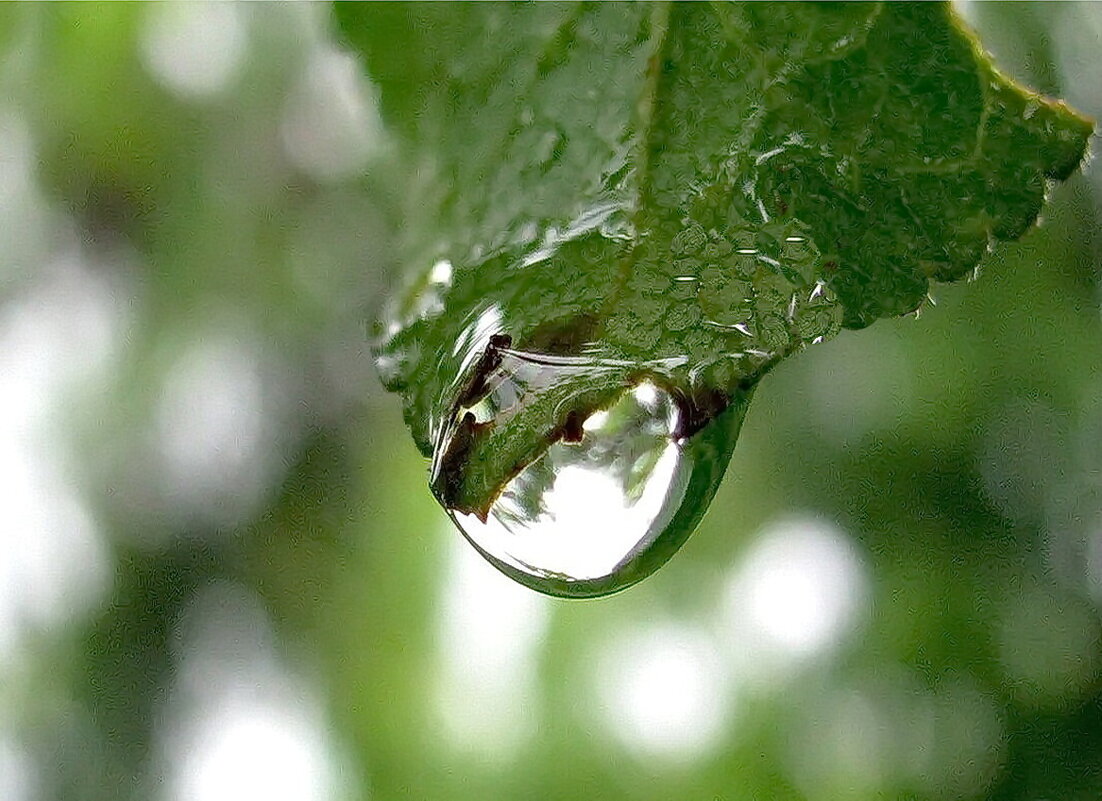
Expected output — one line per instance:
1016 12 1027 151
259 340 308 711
337 2 1090 592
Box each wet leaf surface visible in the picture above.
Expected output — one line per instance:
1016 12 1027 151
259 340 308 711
338 2 1090 594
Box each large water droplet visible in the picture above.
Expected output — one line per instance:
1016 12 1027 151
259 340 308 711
442 374 746 598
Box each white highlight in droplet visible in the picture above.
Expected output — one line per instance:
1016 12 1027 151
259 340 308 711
429 259 453 286
458 447 684 582
633 381 659 408
582 410 609 431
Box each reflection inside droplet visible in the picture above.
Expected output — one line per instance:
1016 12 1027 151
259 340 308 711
449 381 693 595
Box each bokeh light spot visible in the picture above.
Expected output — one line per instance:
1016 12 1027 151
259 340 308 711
281 45 383 181
140 4 248 100
593 622 729 762
154 331 278 528
723 515 868 665
161 583 351 801
0 258 119 663
0 735 36 801
434 531 550 761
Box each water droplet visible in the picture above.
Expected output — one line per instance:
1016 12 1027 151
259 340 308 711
439 368 746 598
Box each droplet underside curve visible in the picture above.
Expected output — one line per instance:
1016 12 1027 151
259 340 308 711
447 380 694 597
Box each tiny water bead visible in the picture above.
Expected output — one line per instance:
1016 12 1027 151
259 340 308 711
441 376 747 598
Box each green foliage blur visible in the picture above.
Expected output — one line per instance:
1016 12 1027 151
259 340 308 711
2 4 1102 800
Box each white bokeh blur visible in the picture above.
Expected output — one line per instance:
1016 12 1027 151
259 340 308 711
153 326 283 530
591 514 868 762
0 734 36 801
281 44 384 182
159 582 354 801
434 530 550 762
720 515 869 674
0 252 125 666
140 4 248 100
0 8 389 794
592 620 730 762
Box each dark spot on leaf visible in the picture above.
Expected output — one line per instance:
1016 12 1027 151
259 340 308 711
560 409 585 443
455 333 512 408
430 411 484 518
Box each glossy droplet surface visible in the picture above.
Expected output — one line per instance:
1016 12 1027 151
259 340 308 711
449 381 687 594
444 378 742 598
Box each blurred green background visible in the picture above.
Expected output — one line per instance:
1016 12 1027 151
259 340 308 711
2 3 1102 799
